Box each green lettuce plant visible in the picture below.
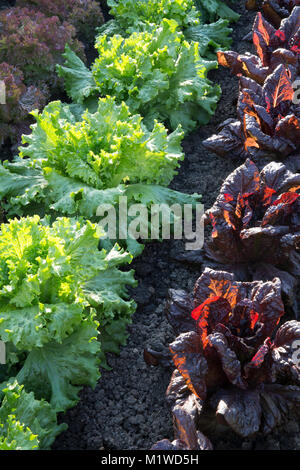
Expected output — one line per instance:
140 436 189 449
105 0 200 31
58 19 221 133
0 215 136 411
0 97 200 256
98 0 234 59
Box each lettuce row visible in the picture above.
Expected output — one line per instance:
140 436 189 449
0 97 200 257
0 0 235 450
0 215 137 448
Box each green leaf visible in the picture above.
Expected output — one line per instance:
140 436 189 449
0 381 66 449
0 415 39 450
194 0 240 23
57 45 96 103
16 315 101 412
106 0 200 31
185 19 233 58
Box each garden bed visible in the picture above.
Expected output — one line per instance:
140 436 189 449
52 2 300 451
0 0 299 451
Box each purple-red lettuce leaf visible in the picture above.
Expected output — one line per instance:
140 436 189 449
204 159 300 277
159 269 299 440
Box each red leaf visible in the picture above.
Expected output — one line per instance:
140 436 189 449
263 64 294 110
192 296 232 347
253 12 276 65
249 338 272 367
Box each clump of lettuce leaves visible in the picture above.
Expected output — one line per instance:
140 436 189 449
203 8 300 161
0 215 137 412
216 9 300 85
98 0 235 59
105 0 200 31
57 19 221 133
148 268 300 448
246 0 300 28
0 381 66 450
0 96 200 256
203 64 300 160
204 159 300 276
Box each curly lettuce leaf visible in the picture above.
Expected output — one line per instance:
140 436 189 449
0 217 106 350
0 381 66 449
106 0 200 30
185 19 233 58
20 97 184 188
57 44 96 104
16 314 100 412
0 415 38 450
0 216 137 386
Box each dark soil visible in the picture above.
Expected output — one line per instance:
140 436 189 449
52 3 300 451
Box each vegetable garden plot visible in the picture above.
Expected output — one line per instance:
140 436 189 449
0 0 299 452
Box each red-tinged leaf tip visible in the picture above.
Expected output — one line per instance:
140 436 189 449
245 136 260 149
192 296 232 348
272 192 300 206
224 193 234 202
191 296 221 321
250 338 271 367
262 186 277 205
291 44 300 53
209 213 218 238
253 12 274 63
257 13 271 45
265 95 271 113
224 210 236 230
275 30 286 41
217 51 229 67
250 310 260 329
270 67 294 109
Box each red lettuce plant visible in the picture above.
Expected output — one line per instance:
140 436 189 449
217 8 300 85
204 159 300 277
0 63 48 146
218 7 299 86
203 64 300 159
16 0 104 42
0 7 85 89
247 0 300 28
151 268 300 447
